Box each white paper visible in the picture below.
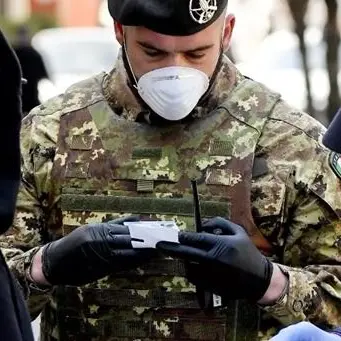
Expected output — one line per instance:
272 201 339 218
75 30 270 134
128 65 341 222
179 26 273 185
213 294 222 308
124 221 180 248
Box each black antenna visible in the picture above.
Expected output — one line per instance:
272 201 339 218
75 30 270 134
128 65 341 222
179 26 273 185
191 179 202 233
191 179 214 312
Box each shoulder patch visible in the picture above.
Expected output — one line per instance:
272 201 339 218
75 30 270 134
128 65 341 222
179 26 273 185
329 152 341 179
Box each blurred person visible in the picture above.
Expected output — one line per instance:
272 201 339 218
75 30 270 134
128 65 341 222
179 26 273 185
2 1 341 341
12 25 49 115
0 29 34 341
323 108 341 154
270 322 341 341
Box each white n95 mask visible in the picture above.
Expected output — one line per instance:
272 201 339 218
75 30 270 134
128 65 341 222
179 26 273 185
135 66 209 121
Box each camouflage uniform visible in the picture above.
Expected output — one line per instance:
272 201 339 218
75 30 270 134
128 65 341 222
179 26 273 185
1 53 341 341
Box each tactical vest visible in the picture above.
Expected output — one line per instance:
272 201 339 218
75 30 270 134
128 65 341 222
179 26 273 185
42 75 280 341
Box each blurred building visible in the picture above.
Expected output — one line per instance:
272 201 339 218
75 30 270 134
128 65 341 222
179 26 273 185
56 0 103 27
30 0 57 17
1 0 31 22
1 0 107 27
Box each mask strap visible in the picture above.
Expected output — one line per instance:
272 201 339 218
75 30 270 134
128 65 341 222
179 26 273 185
222 22 226 41
196 35 225 106
123 35 139 90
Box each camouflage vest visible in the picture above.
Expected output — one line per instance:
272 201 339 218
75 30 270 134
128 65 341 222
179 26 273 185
43 75 280 341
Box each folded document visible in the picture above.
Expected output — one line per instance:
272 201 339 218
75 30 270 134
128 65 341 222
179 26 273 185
124 221 180 248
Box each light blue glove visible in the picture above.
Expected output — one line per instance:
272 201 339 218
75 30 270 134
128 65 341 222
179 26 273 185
270 322 340 341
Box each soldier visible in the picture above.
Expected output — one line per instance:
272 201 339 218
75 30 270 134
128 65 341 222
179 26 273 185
2 0 341 340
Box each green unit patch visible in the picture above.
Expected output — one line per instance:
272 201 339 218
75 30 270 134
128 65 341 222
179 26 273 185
330 152 341 179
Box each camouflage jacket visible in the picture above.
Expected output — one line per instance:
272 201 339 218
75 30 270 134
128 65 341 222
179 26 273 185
2 53 341 340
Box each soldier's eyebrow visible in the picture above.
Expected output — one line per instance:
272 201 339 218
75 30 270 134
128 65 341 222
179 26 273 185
137 41 214 53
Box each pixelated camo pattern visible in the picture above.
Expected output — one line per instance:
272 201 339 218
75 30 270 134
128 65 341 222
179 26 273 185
1 53 341 340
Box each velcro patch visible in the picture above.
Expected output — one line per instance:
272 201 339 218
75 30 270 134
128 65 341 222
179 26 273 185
329 152 341 179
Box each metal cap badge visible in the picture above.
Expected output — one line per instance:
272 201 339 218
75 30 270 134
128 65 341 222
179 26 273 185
189 0 218 24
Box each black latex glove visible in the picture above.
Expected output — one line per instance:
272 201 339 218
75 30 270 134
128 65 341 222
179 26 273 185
42 217 154 286
157 217 273 301
0 30 22 234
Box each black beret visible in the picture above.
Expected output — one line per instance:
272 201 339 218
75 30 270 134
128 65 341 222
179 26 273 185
108 0 228 36
323 109 341 153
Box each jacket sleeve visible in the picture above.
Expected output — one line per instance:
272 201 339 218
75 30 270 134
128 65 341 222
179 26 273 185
0 98 63 319
261 112 341 328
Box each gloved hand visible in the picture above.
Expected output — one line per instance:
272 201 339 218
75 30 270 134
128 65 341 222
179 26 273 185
42 217 155 286
270 322 341 341
0 30 22 234
157 217 273 301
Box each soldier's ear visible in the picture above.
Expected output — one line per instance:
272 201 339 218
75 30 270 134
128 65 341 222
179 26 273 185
222 14 235 51
114 22 124 46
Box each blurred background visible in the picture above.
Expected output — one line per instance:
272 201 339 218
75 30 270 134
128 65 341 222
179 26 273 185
1 0 341 339
2 0 341 124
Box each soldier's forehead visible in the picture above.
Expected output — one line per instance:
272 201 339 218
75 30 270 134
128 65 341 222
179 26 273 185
125 24 221 53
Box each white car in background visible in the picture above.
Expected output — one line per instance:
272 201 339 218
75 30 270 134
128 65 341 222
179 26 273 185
32 27 121 102
236 27 340 114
